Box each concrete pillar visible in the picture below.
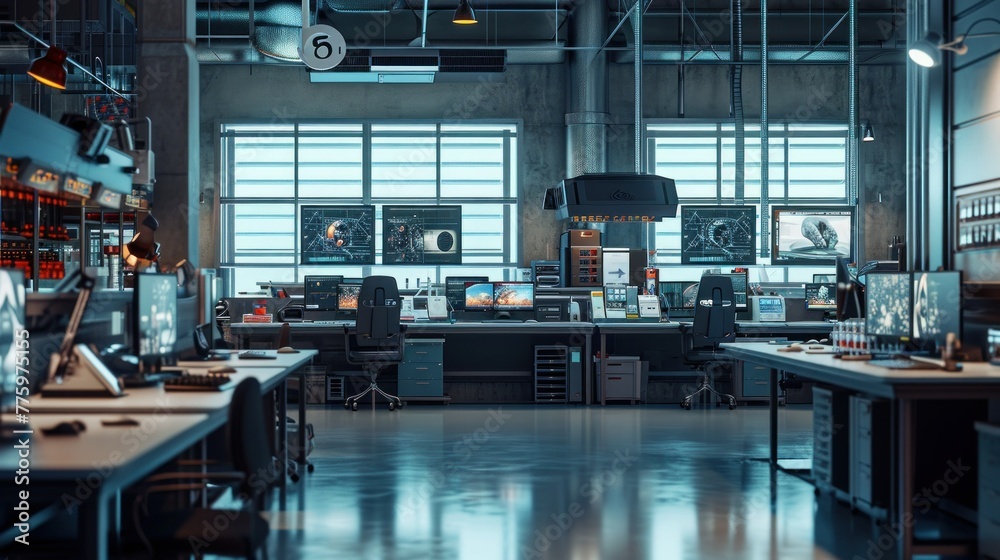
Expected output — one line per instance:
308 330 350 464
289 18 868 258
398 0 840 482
137 0 199 267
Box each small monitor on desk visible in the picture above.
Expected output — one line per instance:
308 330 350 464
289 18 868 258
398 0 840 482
658 281 698 312
446 276 488 311
706 272 748 310
304 275 343 310
804 283 837 310
864 272 912 339
336 284 361 312
912 271 962 349
493 282 534 312
464 282 494 311
134 273 179 371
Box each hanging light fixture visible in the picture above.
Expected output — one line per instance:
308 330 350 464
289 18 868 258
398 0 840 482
27 0 67 89
909 18 1000 67
862 123 875 142
453 0 478 25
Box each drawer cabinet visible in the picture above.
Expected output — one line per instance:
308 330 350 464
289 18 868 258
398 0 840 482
398 339 445 399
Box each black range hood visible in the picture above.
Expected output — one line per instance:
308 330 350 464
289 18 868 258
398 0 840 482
545 173 679 222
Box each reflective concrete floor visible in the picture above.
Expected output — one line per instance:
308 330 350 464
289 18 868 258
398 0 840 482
256 405 957 560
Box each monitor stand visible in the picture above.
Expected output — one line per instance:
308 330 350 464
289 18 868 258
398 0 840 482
42 345 126 398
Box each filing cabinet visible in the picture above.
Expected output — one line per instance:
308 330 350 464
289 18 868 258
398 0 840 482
977 423 1000 559
397 339 445 398
597 356 642 403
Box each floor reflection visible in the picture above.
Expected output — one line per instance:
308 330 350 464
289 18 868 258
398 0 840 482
258 405 884 560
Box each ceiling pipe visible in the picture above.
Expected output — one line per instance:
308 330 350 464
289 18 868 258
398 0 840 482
633 0 642 174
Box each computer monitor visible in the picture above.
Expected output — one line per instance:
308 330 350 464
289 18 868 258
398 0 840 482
337 283 361 312
304 275 343 310
813 274 835 283
382 205 463 265
804 283 837 310
300 205 375 265
912 271 962 348
446 276 488 311
772 206 855 265
680 205 756 265
133 273 179 367
658 281 698 310
864 272 912 339
464 281 494 311
0 269 26 399
493 282 534 312
836 258 865 321
710 272 748 309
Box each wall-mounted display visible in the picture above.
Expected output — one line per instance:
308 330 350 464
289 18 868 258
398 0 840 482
300 205 375 265
382 205 462 265
771 206 854 265
680 205 756 265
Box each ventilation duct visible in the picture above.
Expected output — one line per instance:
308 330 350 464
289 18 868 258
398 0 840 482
547 174 679 222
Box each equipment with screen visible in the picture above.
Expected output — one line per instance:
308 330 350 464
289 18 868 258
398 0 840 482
836 258 865 321
864 272 912 339
710 272 748 309
134 273 179 369
446 276 488 311
804 283 837 310
680 205 756 265
813 274 835 283
300 205 375 265
493 282 534 311
751 296 786 322
658 282 699 311
304 275 343 310
382 205 462 265
772 207 855 265
464 282 494 311
912 271 962 348
0 269 26 407
337 283 361 312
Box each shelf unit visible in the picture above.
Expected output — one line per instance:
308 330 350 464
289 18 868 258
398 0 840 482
534 345 568 402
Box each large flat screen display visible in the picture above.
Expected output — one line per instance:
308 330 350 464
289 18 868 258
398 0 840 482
865 272 912 338
912 271 962 346
680 205 756 265
300 205 375 265
772 206 854 265
382 206 462 265
493 282 534 311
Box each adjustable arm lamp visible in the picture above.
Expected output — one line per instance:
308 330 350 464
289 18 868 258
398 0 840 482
122 213 160 270
909 17 1000 67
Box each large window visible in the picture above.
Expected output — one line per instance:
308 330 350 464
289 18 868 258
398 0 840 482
646 122 851 282
219 122 519 294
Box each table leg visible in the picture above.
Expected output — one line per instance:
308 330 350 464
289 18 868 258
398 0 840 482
298 367 307 465
80 491 108 560
897 398 914 560
584 331 592 405
769 367 778 466
600 332 607 406
278 384 289 489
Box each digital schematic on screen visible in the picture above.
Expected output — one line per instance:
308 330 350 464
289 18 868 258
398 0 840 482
300 205 375 265
382 206 462 265
680 206 756 265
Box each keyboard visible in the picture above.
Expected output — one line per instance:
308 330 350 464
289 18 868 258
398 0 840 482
868 358 940 370
238 350 276 360
164 373 235 391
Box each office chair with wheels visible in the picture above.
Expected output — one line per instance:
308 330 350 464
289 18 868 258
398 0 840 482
131 377 273 559
681 275 738 410
343 276 406 411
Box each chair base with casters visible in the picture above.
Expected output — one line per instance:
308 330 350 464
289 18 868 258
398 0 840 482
681 376 737 410
343 357 404 411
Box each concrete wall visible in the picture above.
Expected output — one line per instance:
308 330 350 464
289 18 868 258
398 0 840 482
198 61 906 267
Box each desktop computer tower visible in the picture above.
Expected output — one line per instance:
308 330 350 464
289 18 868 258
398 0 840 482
567 347 583 403
531 260 562 288
560 229 602 287
849 395 890 518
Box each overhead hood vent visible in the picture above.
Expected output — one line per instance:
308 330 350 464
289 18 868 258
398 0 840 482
546 173 679 222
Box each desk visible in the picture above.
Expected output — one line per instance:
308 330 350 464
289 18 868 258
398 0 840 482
230 322 596 404
0 412 216 560
722 342 1000 560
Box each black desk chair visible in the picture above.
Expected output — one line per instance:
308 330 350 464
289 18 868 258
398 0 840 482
131 377 272 559
343 276 406 411
681 275 738 410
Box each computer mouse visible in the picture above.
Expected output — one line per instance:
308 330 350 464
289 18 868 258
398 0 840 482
209 365 237 374
44 420 86 436
805 339 820 344
277 346 300 354
524 320 538 323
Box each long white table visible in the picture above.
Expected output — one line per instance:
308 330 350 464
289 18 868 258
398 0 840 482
1 412 216 560
722 342 1000 560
